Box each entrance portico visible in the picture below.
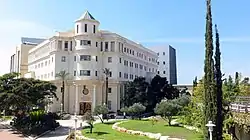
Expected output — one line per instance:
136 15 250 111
67 80 103 115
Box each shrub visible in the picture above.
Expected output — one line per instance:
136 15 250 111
93 105 108 123
154 99 181 126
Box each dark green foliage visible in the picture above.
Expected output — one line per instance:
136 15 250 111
204 0 217 139
12 110 59 136
123 77 149 107
154 99 181 126
122 103 146 119
93 105 108 123
214 24 223 140
193 76 198 89
55 70 69 112
123 75 182 112
0 73 57 112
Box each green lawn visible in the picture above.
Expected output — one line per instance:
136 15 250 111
0 116 12 121
81 121 152 140
119 120 203 140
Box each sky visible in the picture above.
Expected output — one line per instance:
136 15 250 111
0 0 250 84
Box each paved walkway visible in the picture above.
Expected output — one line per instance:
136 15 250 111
0 122 27 140
0 116 119 140
37 117 118 140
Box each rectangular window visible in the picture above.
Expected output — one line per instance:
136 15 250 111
110 41 115 52
163 71 166 74
96 42 98 47
51 57 53 62
95 71 98 76
74 71 76 76
74 56 76 61
163 52 165 55
109 71 112 77
76 25 79 33
80 55 91 61
80 70 91 76
100 42 103 51
163 61 165 65
58 40 62 50
108 100 111 110
119 72 121 78
105 42 108 51
135 63 138 68
119 58 122 63
132 51 134 55
80 40 91 46
61 56 66 62
93 25 96 33
51 72 53 77
124 73 128 79
85 24 87 32
45 61 47 66
95 56 98 62
64 41 68 51
108 57 112 63
108 88 112 93
41 63 43 68
70 41 73 51
139 64 143 69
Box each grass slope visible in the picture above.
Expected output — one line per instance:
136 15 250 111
119 120 203 140
81 121 152 140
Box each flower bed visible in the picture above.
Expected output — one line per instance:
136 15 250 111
112 121 186 140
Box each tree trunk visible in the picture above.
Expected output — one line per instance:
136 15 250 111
98 115 104 123
105 77 108 106
90 123 93 133
168 116 172 126
62 80 65 112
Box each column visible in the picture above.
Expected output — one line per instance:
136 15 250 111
92 85 96 112
75 84 79 115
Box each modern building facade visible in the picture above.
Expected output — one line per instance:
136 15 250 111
151 45 177 84
24 11 159 114
9 37 45 77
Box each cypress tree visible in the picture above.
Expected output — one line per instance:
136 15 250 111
215 24 223 140
204 0 217 139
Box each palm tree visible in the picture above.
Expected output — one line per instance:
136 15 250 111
103 68 111 106
55 70 69 113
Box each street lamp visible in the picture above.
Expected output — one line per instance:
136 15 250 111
206 121 216 140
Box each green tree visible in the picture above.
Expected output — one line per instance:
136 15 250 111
203 0 217 139
0 73 57 113
103 68 111 106
123 75 181 112
128 103 146 119
214 24 223 140
55 70 69 112
193 76 198 90
154 99 181 126
82 111 94 133
93 105 108 123
123 77 149 107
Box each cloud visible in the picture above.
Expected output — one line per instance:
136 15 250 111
140 37 250 44
0 19 54 75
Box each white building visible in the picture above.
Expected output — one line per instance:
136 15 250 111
25 11 159 114
9 37 45 77
151 45 177 84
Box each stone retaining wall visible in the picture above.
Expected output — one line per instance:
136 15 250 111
112 121 186 140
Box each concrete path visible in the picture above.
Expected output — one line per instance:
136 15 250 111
0 122 28 140
37 116 119 140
